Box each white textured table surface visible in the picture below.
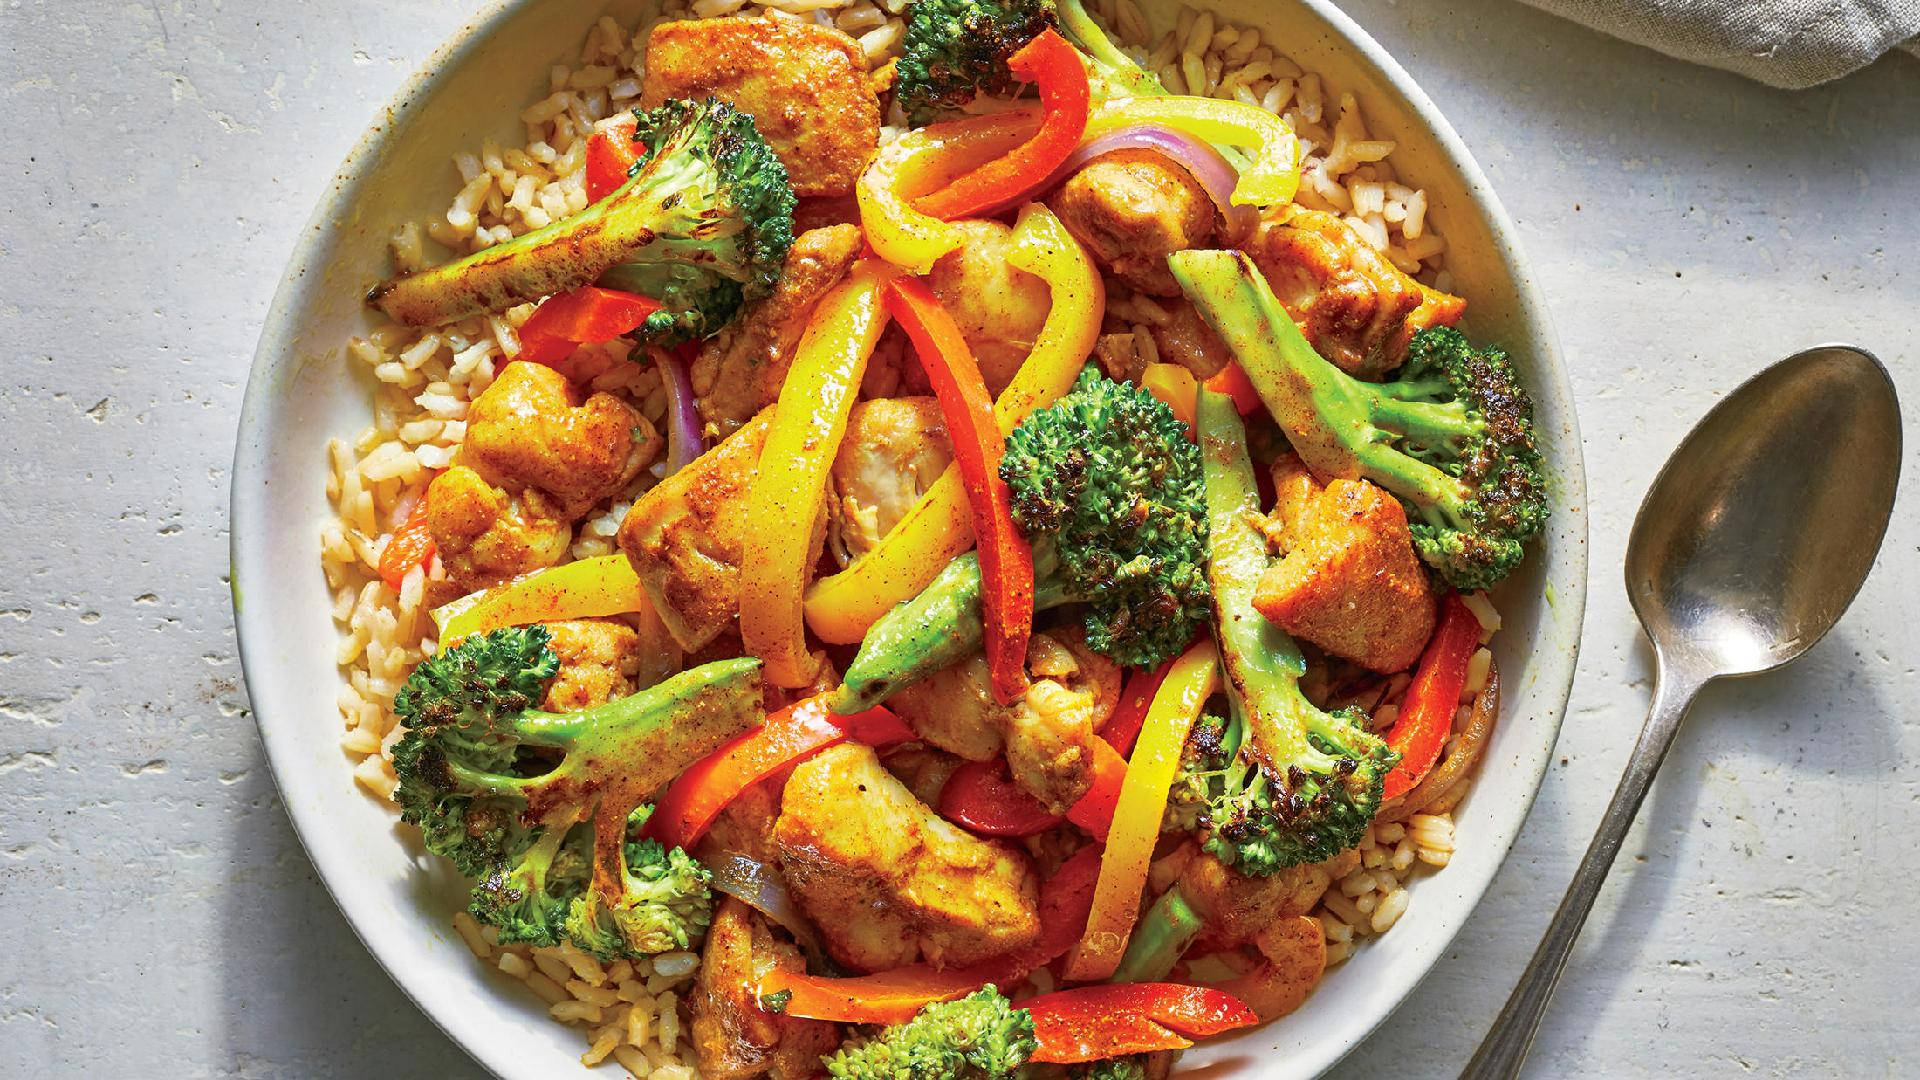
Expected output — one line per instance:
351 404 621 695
2 1 1915 1076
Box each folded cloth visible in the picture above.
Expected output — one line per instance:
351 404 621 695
1512 0 1920 88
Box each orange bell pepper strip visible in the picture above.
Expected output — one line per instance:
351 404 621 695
1024 983 1258 1064
646 694 913 852
1382 592 1481 799
762 846 1103 1024
804 204 1102 644
1063 638 1219 982
1140 364 1200 438
584 113 643 203
378 496 436 590
1062 739 1128 840
914 30 1091 221
885 277 1034 704
1202 362 1262 417
515 285 664 365
739 259 902 686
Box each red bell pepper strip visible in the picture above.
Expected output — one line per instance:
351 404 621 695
884 277 1034 705
913 29 1092 221
584 113 643 203
1024 983 1258 1063
1099 660 1174 758
1063 738 1127 840
377 495 437 590
1203 362 1262 417
762 846 1102 1024
1382 592 1482 800
516 285 664 365
647 694 913 852
939 759 1061 837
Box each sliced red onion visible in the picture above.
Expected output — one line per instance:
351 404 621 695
1051 125 1255 235
706 850 828 964
654 346 705 475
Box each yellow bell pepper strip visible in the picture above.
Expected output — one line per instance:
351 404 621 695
884 277 1033 704
915 30 1091 222
432 555 648 644
1140 363 1199 437
1062 638 1220 982
1084 96 1300 206
803 204 1103 644
856 108 1041 273
739 259 903 686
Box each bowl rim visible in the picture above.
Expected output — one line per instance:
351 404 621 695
231 2 1588 1077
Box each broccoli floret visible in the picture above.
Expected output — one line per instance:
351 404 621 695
1187 386 1398 876
597 97 799 342
896 0 1059 125
825 987 1037 1080
565 832 714 959
834 367 1210 712
392 627 762 958
1168 250 1549 591
1001 366 1212 668
1071 1056 1149 1080
369 97 794 342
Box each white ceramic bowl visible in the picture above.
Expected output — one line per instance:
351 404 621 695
232 2 1588 1075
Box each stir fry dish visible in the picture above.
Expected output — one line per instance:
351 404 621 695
325 1 1547 1074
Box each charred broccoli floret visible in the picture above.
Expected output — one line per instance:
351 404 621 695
370 97 795 342
834 367 1210 712
1187 387 1398 875
1169 249 1548 591
825 986 1037 1079
392 626 761 957
896 0 1060 124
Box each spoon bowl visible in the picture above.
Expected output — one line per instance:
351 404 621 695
1627 344 1903 677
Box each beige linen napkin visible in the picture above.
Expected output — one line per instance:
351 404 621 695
1513 0 1920 87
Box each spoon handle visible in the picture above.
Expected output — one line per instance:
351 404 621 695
1460 663 1707 1080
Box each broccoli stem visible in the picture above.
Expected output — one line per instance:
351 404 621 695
1111 885 1204 983
830 549 1077 714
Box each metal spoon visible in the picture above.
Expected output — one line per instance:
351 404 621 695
1461 344 1902 1079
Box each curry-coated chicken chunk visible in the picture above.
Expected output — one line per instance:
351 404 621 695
691 224 864 437
886 628 1121 814
926 220 1053 391
691 898 842 1080
774 744 1041 971
1049 149 1216 296
1182 851 1331 949
1246 208 1465 379
425 361 656 590
1253 454 1436 673
618 407 785 652
641 18 880 198
537 617 644 711
827 396 953 566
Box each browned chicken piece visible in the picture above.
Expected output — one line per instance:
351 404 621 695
1049 149 1216 297
641 18 880 198
690 224 864 437
459 360 657 519
691 898 842 1080
1183 852 1331 949
425 465 571 590
775 743 1042 971
1253 454 1436 673
886 628 1121 814
827 397 953 566
696 779 784 868
1245 208 1466 379
927 220 1053 392
1149 299 1233 380
793 194 861 233
537 618 644 711
884 745 967 809
619 408 784 652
